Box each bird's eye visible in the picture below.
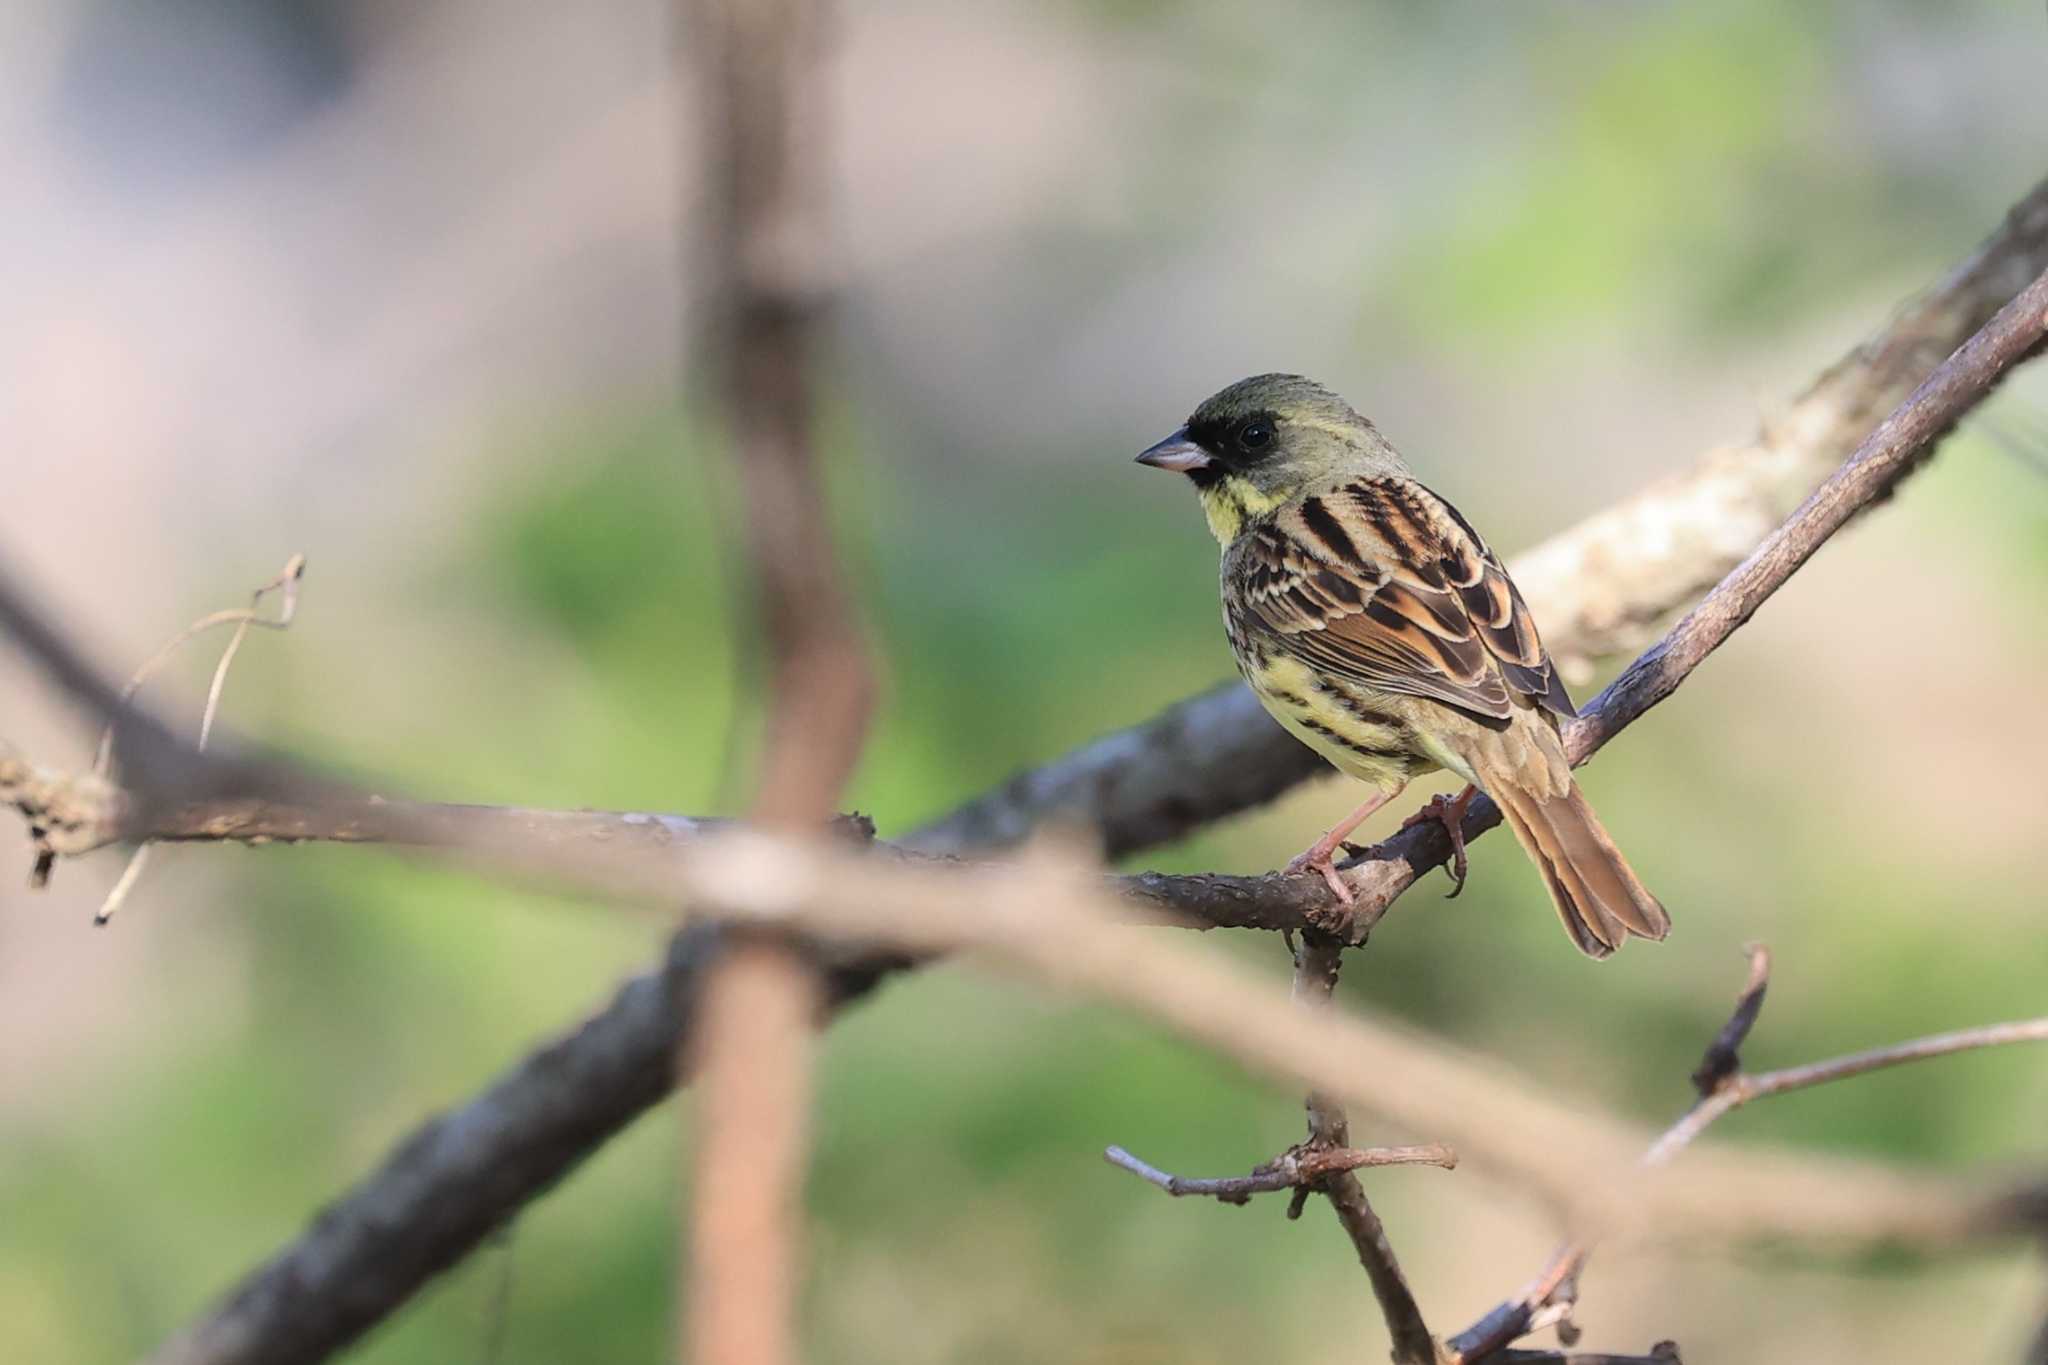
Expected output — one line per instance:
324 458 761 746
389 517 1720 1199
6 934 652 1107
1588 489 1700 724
1238 419 1274 450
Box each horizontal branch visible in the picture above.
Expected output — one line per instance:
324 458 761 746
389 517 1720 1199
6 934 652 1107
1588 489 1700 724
1643 1015 2048 1168
1103 1141 1456 1205
1485 1351 1679 1365
0 746 1351 937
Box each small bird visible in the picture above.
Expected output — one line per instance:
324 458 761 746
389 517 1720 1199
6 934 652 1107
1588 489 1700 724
1136 374 1669 957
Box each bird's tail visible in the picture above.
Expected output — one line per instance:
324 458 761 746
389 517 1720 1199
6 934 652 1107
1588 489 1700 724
1487 776 1670 959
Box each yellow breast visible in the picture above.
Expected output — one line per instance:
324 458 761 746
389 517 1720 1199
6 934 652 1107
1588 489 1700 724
1242 654 1435 791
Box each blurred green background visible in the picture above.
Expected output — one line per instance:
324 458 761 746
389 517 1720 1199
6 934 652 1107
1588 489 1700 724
3 1 2046 1361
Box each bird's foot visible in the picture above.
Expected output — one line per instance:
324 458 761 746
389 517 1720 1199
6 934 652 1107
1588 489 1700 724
1400 785 1477 898
1283 838 1354 906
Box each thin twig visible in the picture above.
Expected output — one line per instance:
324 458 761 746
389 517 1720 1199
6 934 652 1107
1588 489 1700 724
0 760 1367 937
1486 1350 1679 1365
91 556 306 924
92 555 304 775
1690 943 1769 1097
1290 932 1437 1365
1645 1015 2048 1169
93 843 157 927
478 1225 516 1365
1103 1142 1456 1205
1448 950 2048 1363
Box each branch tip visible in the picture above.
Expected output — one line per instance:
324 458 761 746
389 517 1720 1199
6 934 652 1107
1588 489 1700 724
1691 943 1772 1097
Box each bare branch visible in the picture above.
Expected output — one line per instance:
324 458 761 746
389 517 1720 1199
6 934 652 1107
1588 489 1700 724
1286 933 1437 1364
92 554 305 774
144 925 731 1365
685 941 820 1365
1485 1350 1680 1365
1520 181 2048 681
1449 951 2048 1363
0 759 1363 938
1102 1141 1455 1204
1645 1014 2048 1169
1690 943 1769 1097
0 564 216 805
0 559 353 851
1108 927 1454 1351
684 0 860 1356
94 555 306 924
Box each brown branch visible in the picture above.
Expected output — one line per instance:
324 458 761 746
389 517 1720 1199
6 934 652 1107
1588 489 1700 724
18 186 2039 1365
1447 950 2048 1363
1645 1014 2048 1169
1103 932 1455 1352
0 562 310 829
94 555 305 925
1102 1141 1455 1204
1485 1350 1680 1365
1690 943 1769 1097
91 555 305 776
1290 932 1437 1365
685 942 820 1365
0 758 1364 938
684 0 855 1357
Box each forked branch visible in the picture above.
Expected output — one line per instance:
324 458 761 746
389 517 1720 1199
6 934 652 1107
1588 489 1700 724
1102 1141 1456 1204
1447 947 2048 1363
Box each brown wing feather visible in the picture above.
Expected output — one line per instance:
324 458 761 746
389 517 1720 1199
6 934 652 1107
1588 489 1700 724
1226 478 1575 729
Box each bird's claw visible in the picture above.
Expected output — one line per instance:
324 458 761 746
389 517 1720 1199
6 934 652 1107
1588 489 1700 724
1400 786 1476 898
1282 848 1355 906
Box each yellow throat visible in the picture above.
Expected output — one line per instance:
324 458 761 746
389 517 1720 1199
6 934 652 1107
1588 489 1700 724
1197 475 1291 543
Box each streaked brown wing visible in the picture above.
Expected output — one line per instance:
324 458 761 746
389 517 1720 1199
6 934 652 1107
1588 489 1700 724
1228 478 1576 729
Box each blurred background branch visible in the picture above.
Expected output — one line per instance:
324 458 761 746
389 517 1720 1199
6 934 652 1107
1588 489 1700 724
684 0 863 1359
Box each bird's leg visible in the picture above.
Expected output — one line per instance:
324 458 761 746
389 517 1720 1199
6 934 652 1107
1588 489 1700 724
1399 784 1478 897
1283 786 1403 904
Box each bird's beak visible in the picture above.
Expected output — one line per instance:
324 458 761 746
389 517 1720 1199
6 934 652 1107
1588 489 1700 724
1134 428 1213 473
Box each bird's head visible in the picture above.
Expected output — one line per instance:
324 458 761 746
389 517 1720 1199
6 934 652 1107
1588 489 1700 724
1135 374 1403 542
